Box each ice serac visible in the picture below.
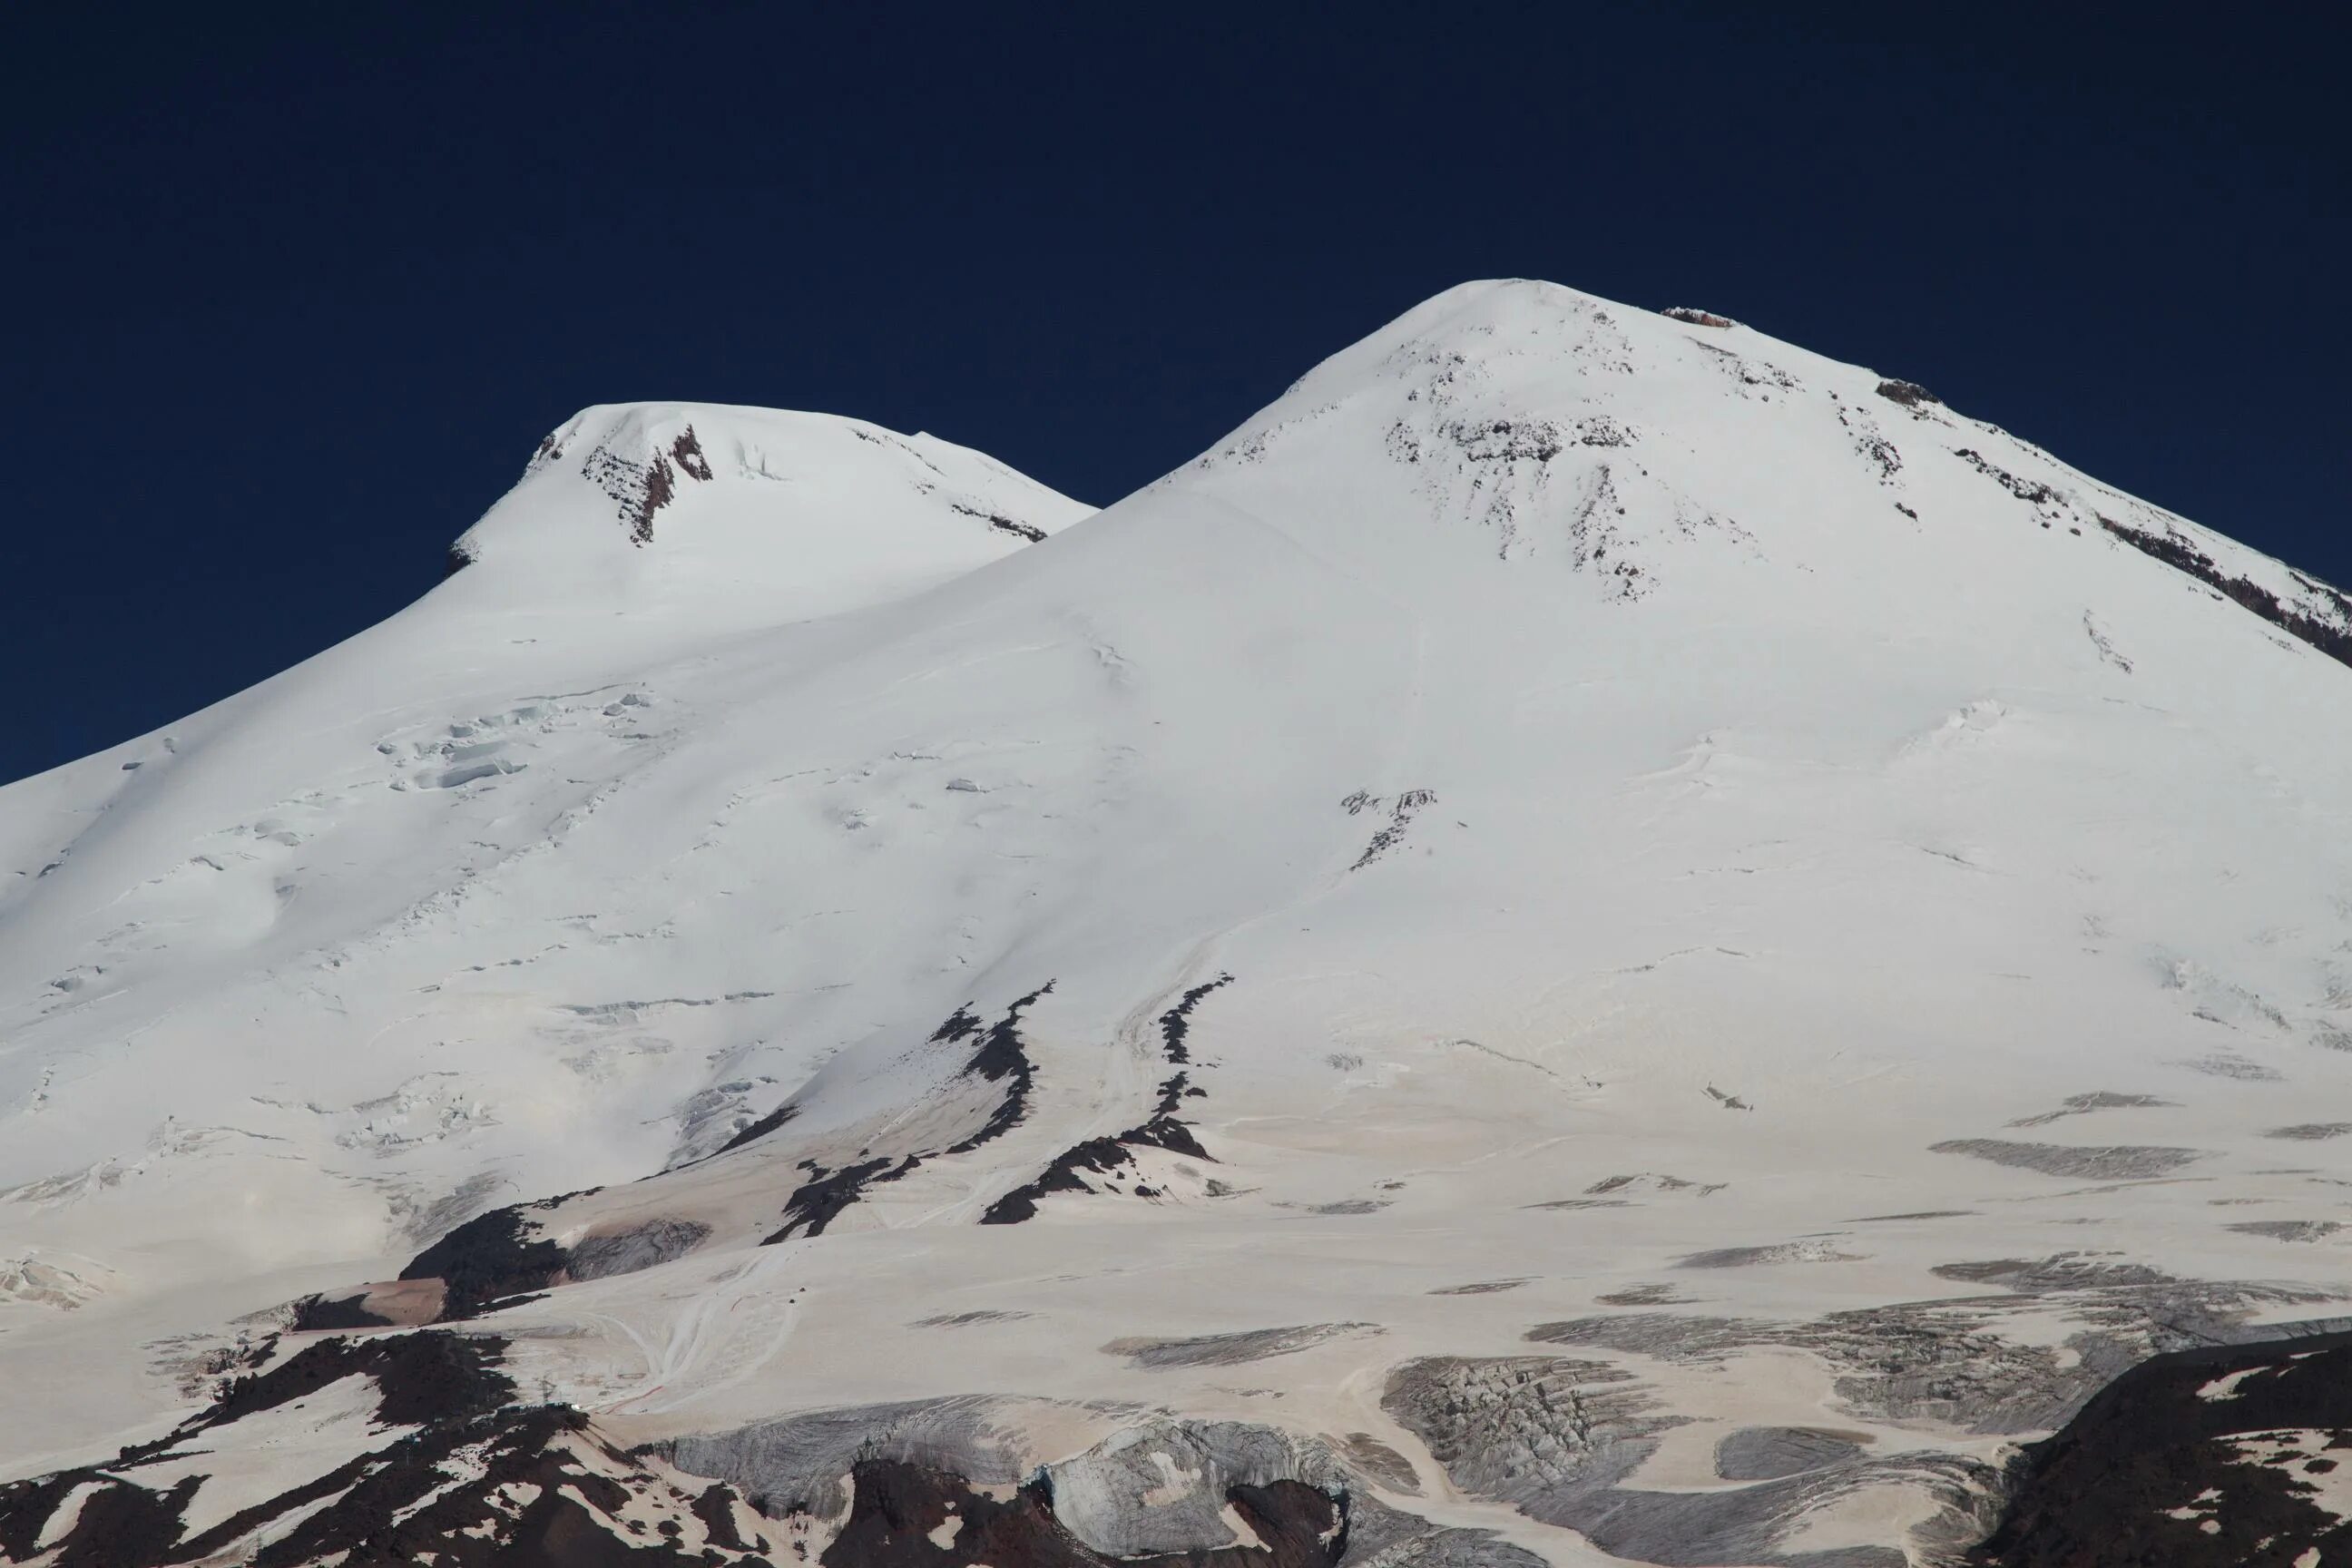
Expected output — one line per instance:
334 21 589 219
5 280 2352 1567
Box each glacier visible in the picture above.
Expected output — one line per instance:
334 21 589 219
4 279 2351 1565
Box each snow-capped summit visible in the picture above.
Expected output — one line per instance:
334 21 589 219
1180 278 2352 645
442 400 1089 626
5 281 2350 1568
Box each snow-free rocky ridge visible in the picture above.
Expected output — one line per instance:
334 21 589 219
5 280 2351 1566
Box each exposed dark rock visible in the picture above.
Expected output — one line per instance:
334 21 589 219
290 1289 395 1331
582 423 716 546
400 1204 570 1318
443 539 478 576
692 1483 750 1551
1689 342 1798 396
1970 1328 2352 1566
950 502 1048 542
1127 1115 1211 1160
241 1404 774 1567
1953 448 2061 506
1661 307 1739 328
0 1328 779 1567
671 426 714 482
982 1135 1143 1224
979 1113 1212 1225
716 1101 800 1156
1158 975 1235 1067
823 1457 1345 1568
818 1458 1344 1568
209 1329 516 1428
632 452 675 544
1347 789 1436 870
1876 378 1940 407
750 987 1054 1240
942 983 1054 1155
567 1217 714 1281
929 1004 983 1044
1442 418 1563 464
46 1475 200 1568
765 1155 915 1242
2099 511 2352 672
0 1472 89 1562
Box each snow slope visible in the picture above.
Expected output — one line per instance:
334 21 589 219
5 281 2351 1567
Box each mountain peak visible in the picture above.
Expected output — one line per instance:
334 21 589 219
441 401 1088 625
8 279 2352 1568
1165 279 2352 656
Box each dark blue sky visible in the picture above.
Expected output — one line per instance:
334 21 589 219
7 4 2343 785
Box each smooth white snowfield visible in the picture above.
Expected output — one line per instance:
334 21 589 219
5 279 2352 1566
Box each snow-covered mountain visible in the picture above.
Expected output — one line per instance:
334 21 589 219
5 280 2351 1567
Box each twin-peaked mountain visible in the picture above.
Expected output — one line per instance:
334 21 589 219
3 281 2348 1568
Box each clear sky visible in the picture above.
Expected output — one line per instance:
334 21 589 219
6 3 2343 784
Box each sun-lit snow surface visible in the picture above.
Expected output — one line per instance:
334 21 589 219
5 281 2352 1565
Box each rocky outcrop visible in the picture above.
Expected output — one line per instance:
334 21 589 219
2098 511 2352 671
1972 1327 2352 1566
1661 307 1740 328
0 1330 788 1567
582 424 716 544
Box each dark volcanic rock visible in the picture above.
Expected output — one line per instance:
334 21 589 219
1876 378 1940 408
2098 511 2352 672
980 1115 1213 1225
1971 1328 2352 1566
400 1204 570 1318
1159 975 1236 1067
291 1289 395 1330
715 1100 801 1156
942 983 1054 1154
211 1329 516 1427
761 986 1060 1240
765 1155 916 1242
950 502 1049 543
981 1136 1132 1224
0 1329 780 1568
818 1458 1345 1568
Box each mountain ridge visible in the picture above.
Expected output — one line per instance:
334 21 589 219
4 279 2349 1566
